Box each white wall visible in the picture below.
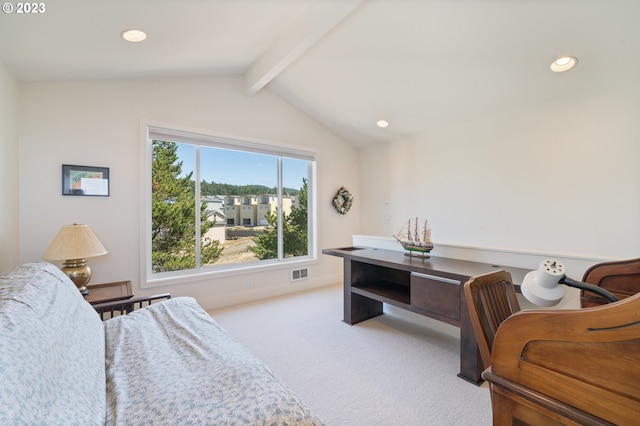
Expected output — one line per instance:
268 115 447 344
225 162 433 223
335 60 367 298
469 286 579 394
0 61 19 275
18 75 360 309
359 82 640 272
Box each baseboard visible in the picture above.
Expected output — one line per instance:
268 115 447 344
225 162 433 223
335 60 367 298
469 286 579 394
199 275 341 311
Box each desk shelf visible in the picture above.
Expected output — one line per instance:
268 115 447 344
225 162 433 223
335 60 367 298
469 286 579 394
352 281 411 306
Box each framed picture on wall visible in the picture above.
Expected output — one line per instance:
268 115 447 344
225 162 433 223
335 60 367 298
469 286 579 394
62 164 110 196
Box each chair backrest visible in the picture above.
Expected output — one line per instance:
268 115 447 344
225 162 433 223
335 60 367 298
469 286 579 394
464 270 521 371
581 258 640 308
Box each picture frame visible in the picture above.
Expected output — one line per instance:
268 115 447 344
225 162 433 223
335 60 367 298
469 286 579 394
62 164 110 196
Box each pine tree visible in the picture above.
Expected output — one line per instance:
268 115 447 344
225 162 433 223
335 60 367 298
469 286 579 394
284 178 308 256
250 178 308 259
151 141 222 272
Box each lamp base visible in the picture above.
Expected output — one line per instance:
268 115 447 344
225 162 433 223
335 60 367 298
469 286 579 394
61 258 92 295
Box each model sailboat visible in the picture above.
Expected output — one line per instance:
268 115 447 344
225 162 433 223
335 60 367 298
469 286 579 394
393 217 434 258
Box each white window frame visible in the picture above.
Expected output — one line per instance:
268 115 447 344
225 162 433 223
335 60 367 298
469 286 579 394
139 122 317 289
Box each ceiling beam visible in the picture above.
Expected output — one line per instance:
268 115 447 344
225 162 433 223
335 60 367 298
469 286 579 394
244 0 365 96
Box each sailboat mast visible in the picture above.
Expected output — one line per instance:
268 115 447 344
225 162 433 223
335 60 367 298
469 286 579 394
422 220 427 243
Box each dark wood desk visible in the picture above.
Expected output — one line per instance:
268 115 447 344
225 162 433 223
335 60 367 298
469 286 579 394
322 246 528 384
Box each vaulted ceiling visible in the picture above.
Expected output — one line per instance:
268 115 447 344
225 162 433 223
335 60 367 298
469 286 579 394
1 0 638 148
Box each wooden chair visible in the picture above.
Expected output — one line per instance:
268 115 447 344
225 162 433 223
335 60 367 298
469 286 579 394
580 257 640 308
484 291 640 425
463 270 521 371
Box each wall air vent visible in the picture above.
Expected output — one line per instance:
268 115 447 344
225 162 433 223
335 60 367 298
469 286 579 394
291 268 309 282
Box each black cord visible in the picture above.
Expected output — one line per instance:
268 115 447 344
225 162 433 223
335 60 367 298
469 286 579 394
560 276 619 303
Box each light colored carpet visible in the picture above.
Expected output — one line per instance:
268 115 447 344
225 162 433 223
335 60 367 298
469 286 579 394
209 284 492 426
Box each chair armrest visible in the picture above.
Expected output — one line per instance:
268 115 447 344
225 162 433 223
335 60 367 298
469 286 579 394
92 293 171 320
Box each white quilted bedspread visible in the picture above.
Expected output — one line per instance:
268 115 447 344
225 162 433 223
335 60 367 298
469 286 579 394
104 297 324 426
0 262 106 425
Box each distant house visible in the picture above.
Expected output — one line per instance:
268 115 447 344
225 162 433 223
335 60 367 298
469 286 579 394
204 210 226 244
240 196 258 226
223 194 295 226
202 195 225 215
257 195 293 226
224 196 241 225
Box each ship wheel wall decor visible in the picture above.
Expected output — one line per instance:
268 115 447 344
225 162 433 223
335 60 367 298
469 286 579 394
332 187 353 214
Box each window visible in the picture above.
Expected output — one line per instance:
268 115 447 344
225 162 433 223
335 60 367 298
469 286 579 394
143 125 316 284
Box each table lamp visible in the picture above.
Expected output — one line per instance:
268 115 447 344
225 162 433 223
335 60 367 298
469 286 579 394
42 223 107 295
521 259 618 307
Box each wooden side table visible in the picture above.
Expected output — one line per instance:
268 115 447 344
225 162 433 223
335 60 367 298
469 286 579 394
84 281 134 305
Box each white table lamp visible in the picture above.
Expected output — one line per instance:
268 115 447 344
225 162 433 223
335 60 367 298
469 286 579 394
522 259 618 307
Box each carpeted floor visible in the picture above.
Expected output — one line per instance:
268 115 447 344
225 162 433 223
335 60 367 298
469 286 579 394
209 283 492 426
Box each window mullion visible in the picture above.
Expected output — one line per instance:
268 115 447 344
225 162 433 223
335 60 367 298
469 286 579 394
195 145 201 268
277 156 283 260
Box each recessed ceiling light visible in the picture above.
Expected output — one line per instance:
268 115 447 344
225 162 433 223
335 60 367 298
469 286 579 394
121 29 147 43
550 56 577 72
376 120 389 128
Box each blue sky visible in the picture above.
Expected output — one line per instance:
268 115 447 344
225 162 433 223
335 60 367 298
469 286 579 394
177 143 307 190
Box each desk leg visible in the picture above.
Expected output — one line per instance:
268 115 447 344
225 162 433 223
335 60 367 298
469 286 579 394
344 292 384 325
458 289 484 384
343 259 384 325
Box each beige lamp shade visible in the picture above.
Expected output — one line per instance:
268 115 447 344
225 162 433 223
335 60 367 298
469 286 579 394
43 224 107 295
43 224 107 260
